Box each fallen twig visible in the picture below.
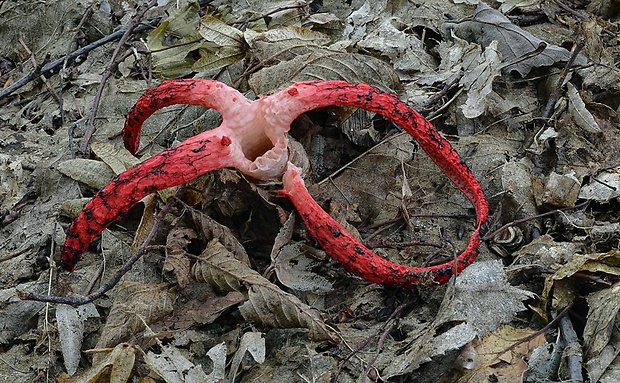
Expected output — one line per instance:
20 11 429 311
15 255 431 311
17 197 173 306
0 22 155 100
80 0 159 153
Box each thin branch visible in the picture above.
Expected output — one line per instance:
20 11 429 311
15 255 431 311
481 201 590 241
0 22 155 100
540 38 585 120
17 199 173 306
80 0 159 153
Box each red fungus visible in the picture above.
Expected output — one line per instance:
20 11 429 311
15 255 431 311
61 80 488 289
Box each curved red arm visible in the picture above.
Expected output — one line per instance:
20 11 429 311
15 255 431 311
61 133 236 271
281 164 482 287
276 81 488 287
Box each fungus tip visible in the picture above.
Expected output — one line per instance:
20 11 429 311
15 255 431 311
220 136 232 146
287 87 299 96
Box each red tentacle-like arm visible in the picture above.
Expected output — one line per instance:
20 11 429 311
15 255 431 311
61 133 237 271
61 79 489 289
276 81 488 287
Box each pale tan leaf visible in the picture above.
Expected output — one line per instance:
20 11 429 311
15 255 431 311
192 47 245 72
459 40 502 118
245 26 331 63
274 242 333 293
61 198 92 218
239 284 339 342
584 283 620 382
144 344 212 383
567 82 601 133
90 141 139 175
227 332 265 382
198 15 244 48
56 303 99 375
129 194 156 255
193 16 245 72
77 344 137 383
56 159 115 190
146 3 203 78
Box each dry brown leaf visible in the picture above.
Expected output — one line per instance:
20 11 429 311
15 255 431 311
248 48 400 95
193 16 245 72
584 282 620 382
541 250 620 314
239 284 339 342
146 3 203 78
443 2 583 77
129 194 156 255
460 325 546 383
191 240 246 291
192 240 338 342
90 141 139 175
190 208 250 265
95 281 176 351
274 242 333 293
163 227 197 289
65 343 137 383
245 26 332 63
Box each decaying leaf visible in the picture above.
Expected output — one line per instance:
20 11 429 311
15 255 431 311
584 283 620 383
74 343 137 383
443 2 583 77
189 208 250 265
90 141 139 175
239 284 339 342
567 83 602 134
541 250 620 314
146 3 203 78
56 159 116 190
163 227 197 289
57 302 100 375
191 240 245 291
463 325 546 383
95 281 176 351
244 25 331 63
497 0 538 13
193 15 246 72
579 169 620 202
357 18 435 73
383 261 533 378
227 332 265 382
310 133 416 223
459 40 502 118
0 283 46 344
192 240 338 342
274 242 333 293
248 48 400 95
144 343 226 383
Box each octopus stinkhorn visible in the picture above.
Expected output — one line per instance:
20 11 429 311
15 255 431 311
61 79 489 288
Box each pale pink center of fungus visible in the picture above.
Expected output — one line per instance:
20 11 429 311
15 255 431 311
205 84 297 181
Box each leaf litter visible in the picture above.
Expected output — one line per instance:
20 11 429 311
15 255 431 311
1 0 620 382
